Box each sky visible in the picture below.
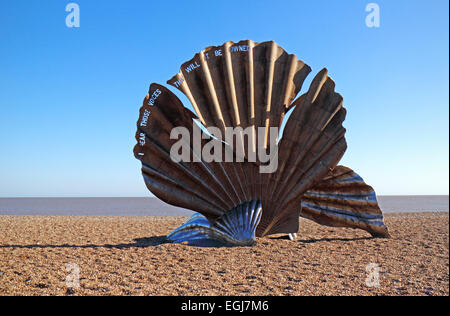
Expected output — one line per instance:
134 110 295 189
0 0 448 197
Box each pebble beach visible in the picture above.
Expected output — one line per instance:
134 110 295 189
0 212 448 296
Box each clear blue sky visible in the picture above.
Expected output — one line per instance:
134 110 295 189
0 0 448 197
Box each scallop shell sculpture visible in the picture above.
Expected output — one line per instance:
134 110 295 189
134 40 390 246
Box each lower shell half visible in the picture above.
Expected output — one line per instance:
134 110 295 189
167 200 262 247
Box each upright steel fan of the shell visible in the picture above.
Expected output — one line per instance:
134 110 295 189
134 40 390 246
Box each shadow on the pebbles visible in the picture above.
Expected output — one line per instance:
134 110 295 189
133 236 169 247
0 235 169 249
268 235 291 240
295 236 374 243
268 235 375 242
0 236 377 249
0 236 249 249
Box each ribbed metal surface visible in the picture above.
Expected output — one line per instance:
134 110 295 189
301 166 390 237
134 40 390 241
167 200 262 246
164 41 347 236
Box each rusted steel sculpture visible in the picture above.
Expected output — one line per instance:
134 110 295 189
134 40 390 246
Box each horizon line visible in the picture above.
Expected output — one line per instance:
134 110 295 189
0 195 448 198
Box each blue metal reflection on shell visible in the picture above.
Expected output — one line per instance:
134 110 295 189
166 200 262 246
300 169 390 237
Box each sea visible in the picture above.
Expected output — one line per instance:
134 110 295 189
0 196 448 217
